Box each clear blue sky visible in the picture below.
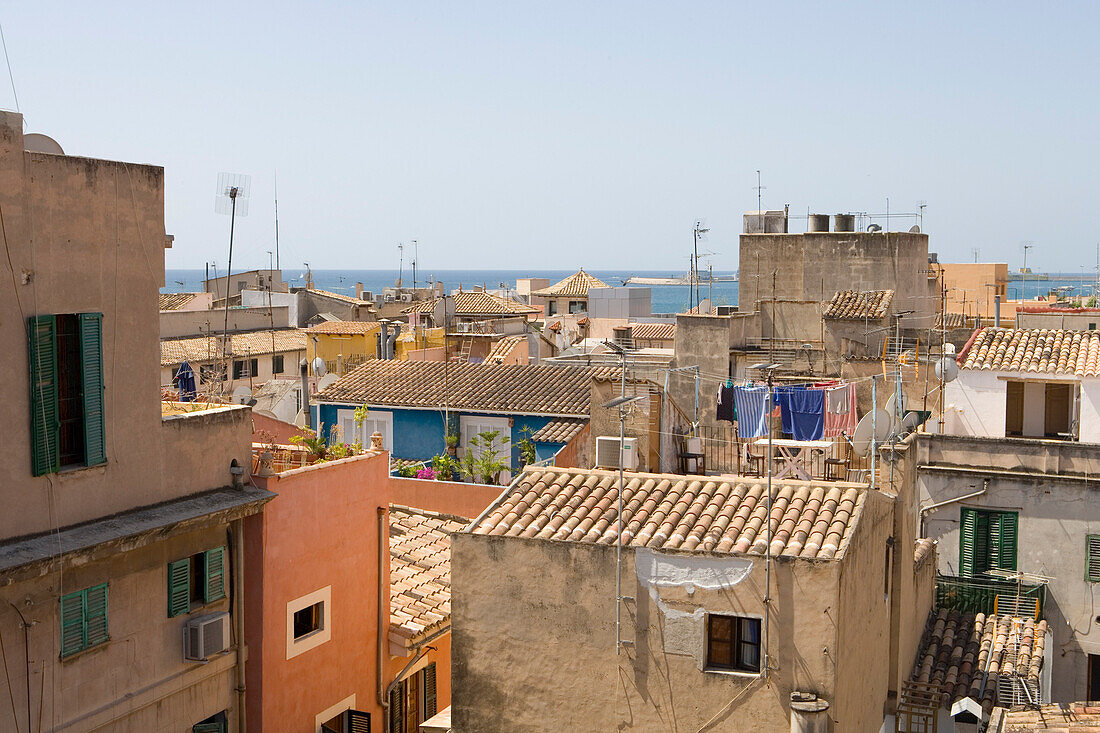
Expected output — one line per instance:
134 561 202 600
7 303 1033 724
3 2 1098 273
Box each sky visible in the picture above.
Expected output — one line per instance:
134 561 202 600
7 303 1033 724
2 2 1099 273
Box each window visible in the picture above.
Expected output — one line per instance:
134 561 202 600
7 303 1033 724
706 614 760 673
1087 535 1100 582
232 358 258 380
568 300 585 314
59 583 109 658
388 663 437 733
321 710 371 733
1005 381 1024 437
293 601 324 640
1090 323 1097 331
272 354 284 374
28 313 106 475
1044 383 1073 438
547 300 557 316
168 547 226 617
1090 655 1100 702
200 363 226 385
340 409 392 449
959 508 1018 577
193 711 228 733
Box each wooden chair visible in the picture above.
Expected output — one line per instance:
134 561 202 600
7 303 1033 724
742 442 765 477
823 440 850 481
679 436 707 475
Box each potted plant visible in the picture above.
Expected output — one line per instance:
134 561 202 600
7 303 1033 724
516 427 537 469
445 432 460 457
460 430 511 485
431 453 459 481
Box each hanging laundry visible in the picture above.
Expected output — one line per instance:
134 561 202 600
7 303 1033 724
774 385 802 435
788 387 825 441
176 360 197 402
716 383 737 422
823 382 858 437
733 385 769 438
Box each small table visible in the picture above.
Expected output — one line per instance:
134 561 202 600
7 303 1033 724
751 438 833 480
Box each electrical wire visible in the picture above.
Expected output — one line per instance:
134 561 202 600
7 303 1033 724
0 19 20 115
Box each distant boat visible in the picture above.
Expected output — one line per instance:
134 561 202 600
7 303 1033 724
624 274 738 286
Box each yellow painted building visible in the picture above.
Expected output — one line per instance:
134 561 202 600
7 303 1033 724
306 321 380 375
395 326 446 360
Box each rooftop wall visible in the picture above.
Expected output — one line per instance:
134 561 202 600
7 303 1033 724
159 305 290 338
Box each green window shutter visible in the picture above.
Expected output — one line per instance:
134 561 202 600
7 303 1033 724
84 583 109 647
389 681 404 733
960 508 976 577
28 315 60 476
193 724 223 733
423 662 437 718
168 559 191 617
78 313 106 467
973 510 991 575
204 547 226 603
59 590 86 658
995 511 1018 571
1087 536 1100 582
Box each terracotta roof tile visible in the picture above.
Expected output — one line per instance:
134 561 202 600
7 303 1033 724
466 467 868 560
914 538 937 568
631 323 676 341
937 312 972 330
959 327 1100 377
306 288 372 306
405 291 538 316
160 329 307 367
823 289 894 320
531 270 609 298
316 361 619 416
306 321 380 335
484 335 526 364
528 418 586 443
159 292 200 310
910 609 1046 710
1002 702 1100 730
389 505 469 644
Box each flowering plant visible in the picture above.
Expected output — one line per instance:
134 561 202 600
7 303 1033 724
416 467 437 480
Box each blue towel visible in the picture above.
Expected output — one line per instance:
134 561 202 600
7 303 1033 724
775 386 799 434
788 387 825 441
734 386 770 439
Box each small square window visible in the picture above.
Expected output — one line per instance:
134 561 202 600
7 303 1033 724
293 601 324 640
706 614 760 673
272 354 284 374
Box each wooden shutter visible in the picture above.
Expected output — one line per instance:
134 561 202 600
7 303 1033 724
960 508 977 577
78 313 106 466
59 590 86 658
205 547 226 603
84 583 109 647
348 710 372 733
389 682 404 733
423 663 437 718
994 512 1018 571
168 559 191 617
1087 536 1100 582
28 315 60 476
193 724 224 733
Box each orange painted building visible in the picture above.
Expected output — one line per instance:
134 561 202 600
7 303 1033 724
245 450 494 733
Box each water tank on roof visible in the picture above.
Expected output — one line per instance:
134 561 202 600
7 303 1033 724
833 213 855 232
808 214 830 233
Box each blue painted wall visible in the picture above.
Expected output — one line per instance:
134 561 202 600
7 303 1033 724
315 403 572 467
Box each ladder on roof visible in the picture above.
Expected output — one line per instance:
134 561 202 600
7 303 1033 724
895 680 939 733
452 336 473 363
995 617 1040 708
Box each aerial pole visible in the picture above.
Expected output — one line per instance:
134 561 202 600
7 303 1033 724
215 173 251 393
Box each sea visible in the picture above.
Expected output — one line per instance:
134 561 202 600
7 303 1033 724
164 269 740 315
162 269 1100 315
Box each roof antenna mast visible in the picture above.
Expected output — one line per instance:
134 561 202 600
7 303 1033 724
215 172 251 394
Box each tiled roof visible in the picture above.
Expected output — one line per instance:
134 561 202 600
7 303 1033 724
823 289 894 320
159 292 200 310
631 322 676 341
306 320 380 335
937 312 971 330
316 361 619 416
531 270 609 298
467 467 868 560
389 505 468 645
306 288 372 306
404 291 538 316
910 609 1046 710
959 327 1100 377
1001 703 1100 730
528 418 586 444
484 335 526 364
914 538 937 568
160 329 307 367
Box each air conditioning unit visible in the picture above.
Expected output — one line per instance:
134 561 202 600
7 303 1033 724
400 293 414 302
595 436 638 470
184 612 230 661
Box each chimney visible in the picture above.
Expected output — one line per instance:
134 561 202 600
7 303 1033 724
994 294 1001 327
789 692 830 733
355 282 364 299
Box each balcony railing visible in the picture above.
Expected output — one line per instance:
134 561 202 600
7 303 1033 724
934 573 1046 619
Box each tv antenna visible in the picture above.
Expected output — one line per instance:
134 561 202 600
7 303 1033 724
692 220 709 311
215 172 251 392
273 171 280 271
754 170 766 233
917 200 927 231
971 247 981 263
397 243 404 287
411 239 419 292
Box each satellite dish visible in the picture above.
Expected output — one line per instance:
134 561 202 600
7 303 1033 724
852 413 875 457
909 225 921 234
936 356 959 383
293 409 307 427
255 409 278 419
312 357 327 377
885 392 906 431
867 223 882 233
24 133 64 155
900 411 921 434
231 386 253 405
317 373 338 391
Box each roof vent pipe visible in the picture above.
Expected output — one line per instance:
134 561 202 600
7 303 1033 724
387 323 401 360
994 294 1001 327
790 692 830 733
378 321 389 359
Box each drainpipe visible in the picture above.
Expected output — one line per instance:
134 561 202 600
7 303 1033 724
918 480 988 536
377 507 389 719
231 518 247 733
299 358 310 429
994 294 1001 327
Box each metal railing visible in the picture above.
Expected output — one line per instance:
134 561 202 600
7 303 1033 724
934 574 1046 619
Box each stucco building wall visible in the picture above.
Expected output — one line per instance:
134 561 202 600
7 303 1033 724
669 315 731 427
159 305 291 338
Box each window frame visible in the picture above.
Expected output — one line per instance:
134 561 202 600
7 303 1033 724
59 582 109 659
167 546 226 617
959 507 1018 577
293 601 325 641
705 613 761 674
272 354 285 374
1087 535 1100 583
287 586 332 659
